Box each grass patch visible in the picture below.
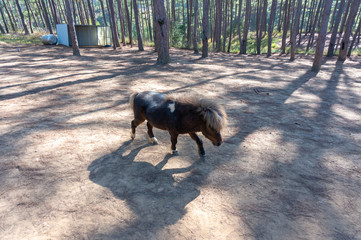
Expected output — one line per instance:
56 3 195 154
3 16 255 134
0 32 44 45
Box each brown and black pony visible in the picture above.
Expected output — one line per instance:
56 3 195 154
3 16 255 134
129 91 227 158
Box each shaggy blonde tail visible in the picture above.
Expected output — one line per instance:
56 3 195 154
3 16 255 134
129 92 138 110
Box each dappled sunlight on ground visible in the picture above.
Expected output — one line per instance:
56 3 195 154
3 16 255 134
0 44 361 239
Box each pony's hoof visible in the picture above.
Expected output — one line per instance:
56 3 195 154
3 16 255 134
149 137 159 144
199 154 206 161
130 132 135 140
171 149 178 155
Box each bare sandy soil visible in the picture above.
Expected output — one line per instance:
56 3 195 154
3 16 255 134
0 43 361 240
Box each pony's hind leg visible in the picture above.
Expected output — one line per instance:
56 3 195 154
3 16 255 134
189 133 205 158
147 122 158 144
170 132 179 155
131 118 145 139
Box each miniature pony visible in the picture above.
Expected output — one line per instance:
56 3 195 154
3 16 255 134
129 91 227 158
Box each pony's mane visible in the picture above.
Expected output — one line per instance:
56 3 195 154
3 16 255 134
166 93 227 131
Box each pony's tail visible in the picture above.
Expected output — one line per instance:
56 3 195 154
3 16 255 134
129 92 138 111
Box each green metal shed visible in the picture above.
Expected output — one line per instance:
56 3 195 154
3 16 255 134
56 24 112 47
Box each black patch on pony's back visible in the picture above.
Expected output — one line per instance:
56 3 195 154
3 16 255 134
165 93 227 131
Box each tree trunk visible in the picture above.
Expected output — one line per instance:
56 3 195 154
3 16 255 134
193 0 199 53
327 0 345 56
124 0 133 46
330 0 339 31
312 0 332 71
347 14 361 56
133 0 144 50
237 0 243 53
116 0 126 45
227 0 234 53
187 0 193 48
240 0 250 54
338 0 361 61
34 0 46 28
306 0 323 52
0 3 9 33
81 0 90 24
290 0 302 60
6 0 19 30
257 0 267 54
267 0 277 56
209 0 213 43
108 0 121 49
48 0 58 26
31 0 42 27
298 0 308 45
305 1 317 33
71 0 77 25
87 0 96 25
64 0 80 56
281 0 289 54
99 0 108 25
215 0 221 51
171 0 175 22
41 0 53 33
222 0 228 52
2 0 16 31
154 0 170 64
202 0 209 58
24 0 33 33
146 0 153 41
277 0 283 32
57 0 66 23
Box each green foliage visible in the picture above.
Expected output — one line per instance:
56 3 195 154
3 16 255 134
170 23 186 48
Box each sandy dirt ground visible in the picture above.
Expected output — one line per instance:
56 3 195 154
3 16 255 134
0 43 361 240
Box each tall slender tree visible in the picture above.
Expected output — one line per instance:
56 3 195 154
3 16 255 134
193 0 199 53
227 0 234 53
312 0 333 71
107 0 121 49
327 0 346 56
237 0 243 52
290 0 302 60
124 0 133 46
99 0 108 25
41 0 53 33
0 21 5 34
133 0 144 50
347 14 361 56
267 0 277 56
64 0 80 56
2 0 16 31
0 3 9 33
240 0 251 54
338 0 361 61
202 0 210 58
116 0 126 45
215 0 221 51
154 0 170 64
87 0 96 25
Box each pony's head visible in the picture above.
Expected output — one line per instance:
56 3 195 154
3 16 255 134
166 93 228 146
197 99 227 146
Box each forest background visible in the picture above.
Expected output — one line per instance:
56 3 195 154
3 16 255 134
0 0 360 66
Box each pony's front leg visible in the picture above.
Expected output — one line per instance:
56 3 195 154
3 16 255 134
189 132 205 158
169 132 179 155
147 122 158 144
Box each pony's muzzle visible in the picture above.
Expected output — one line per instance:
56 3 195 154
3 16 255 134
213 141 222 146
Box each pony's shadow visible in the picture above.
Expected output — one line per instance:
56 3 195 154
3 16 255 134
88 139 203 237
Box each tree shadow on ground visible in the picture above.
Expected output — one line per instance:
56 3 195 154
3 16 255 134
88 139 207 238
88 60 361 239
